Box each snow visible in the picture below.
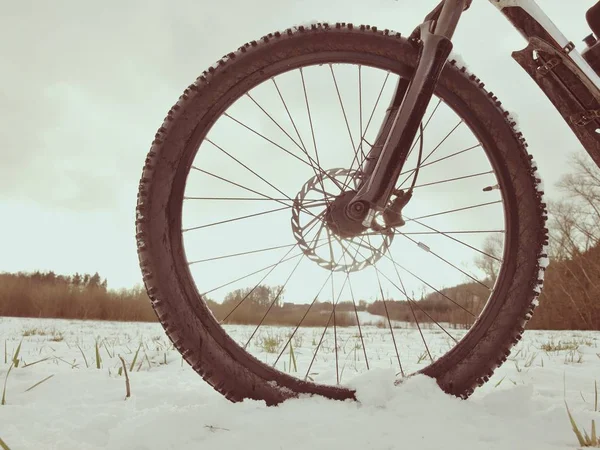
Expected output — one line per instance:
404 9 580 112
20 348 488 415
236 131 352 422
1 317 599 449
449 50 468 70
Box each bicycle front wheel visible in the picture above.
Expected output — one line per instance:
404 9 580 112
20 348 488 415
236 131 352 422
136 23 547 405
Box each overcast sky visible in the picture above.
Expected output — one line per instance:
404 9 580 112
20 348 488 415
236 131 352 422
1 0 595 290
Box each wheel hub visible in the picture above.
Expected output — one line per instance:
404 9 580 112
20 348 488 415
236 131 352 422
324 190 368 239
291 168 394 273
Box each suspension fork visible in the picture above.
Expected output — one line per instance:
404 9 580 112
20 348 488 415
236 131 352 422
349 0 470 225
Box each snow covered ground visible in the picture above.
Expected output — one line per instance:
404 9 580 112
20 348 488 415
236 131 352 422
0 316 599 449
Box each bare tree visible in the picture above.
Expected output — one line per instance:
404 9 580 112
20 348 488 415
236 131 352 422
474 234 504 283
552 152 600 255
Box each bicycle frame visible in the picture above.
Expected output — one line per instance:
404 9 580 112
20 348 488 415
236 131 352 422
351 0 600 226
493 0 600 166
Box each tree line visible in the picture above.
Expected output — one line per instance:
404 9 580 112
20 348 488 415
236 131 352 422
0 153 598 330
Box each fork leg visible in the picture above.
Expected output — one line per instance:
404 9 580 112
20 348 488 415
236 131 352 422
349 0 468 223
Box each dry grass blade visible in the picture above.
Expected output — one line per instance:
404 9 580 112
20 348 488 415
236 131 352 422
103 340 114 358
1 362 15 406
129 343 142 372
22 357 50 368
289 341 297 373
12 341 22 368
566 401 587 446
0 436 11 450
118 356 131 399
95 340 102 369
25 374 55 392
76 343 89 368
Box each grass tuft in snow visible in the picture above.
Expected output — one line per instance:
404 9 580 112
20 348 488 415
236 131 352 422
260 333 282 354
565 401 599 447
541 339 580 352
50 331 64 342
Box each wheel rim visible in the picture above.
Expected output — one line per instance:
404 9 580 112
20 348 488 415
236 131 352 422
174 57 511 388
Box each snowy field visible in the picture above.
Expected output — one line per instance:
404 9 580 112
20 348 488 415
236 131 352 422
1 317 599 449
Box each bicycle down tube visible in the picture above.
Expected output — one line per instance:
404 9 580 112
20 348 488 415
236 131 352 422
492 0 600 166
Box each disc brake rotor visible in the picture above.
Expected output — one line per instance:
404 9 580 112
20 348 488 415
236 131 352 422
291 168 394 273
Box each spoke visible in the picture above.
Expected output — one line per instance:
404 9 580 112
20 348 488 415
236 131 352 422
299 67 346 198
246 92 305 156
329 64 359 191
397 143 481 180
273 270 335 366
188 242 301 265
407 200 502 223
186 196 299 202
402 218 503 262
203 239 329 297
271 78 309 153
397 120 463 189
360 71 391 144
206 139 293 204
331 271 339 384
304 236 364 381
422 98 443 131
330 64 357 152
219 210 326 324
341 250 369 370
372 264 459 343
346 238 461 342
225 111 345 192
182 205 289 232
302 209 327 234
246 89 327 189
271 76 343 213
418 120 464 167
358 65 365 162
189 165 320 226
326 228 335 266
300 68 321 170
303 201 329 209
369 238 404 376
243 251 307 349
388 252 432 363
351 236 382 254
400 98 443 172
400 234 492 289
224 112 313 171
411 170 494 190
304 273 350 381
331 234 358 264
191 166 292 209
310 221 327 252
220 244 299 323
397 230 504 236
376 249 476 318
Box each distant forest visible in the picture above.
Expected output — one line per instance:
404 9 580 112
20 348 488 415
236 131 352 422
0 153 598 330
